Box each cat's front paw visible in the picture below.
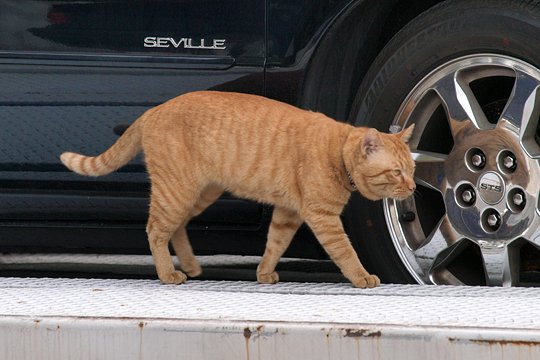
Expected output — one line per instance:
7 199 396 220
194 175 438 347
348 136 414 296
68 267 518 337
257 271 279 284
352 274 380 288
159 270 188 285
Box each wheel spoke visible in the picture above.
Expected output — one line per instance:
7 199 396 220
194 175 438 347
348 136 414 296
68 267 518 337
415 215 459 255
413 215 460 278
411 150 447 192
433 72 492 135
523 211 540 248
498 70 540 158
428 239 469 285
499 70 540 129
478 241 518 286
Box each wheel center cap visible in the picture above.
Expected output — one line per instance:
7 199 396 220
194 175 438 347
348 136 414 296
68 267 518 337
477 171 505 205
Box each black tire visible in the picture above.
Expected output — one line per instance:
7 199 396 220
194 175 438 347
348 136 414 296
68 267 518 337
345 0 540 284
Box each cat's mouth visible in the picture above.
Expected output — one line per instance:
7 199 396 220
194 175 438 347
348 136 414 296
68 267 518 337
392 191 414 201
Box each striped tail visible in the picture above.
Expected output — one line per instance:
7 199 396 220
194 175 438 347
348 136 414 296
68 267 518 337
60 119 142 177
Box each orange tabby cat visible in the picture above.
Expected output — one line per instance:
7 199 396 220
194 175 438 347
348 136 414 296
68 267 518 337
60 91 415 288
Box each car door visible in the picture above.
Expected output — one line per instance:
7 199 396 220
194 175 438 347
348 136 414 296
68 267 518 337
0 1 265 232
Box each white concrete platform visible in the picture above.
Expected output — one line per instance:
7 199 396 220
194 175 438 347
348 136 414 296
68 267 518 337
1 277 540 359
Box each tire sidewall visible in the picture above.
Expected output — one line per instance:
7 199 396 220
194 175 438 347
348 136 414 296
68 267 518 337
345 0 540 284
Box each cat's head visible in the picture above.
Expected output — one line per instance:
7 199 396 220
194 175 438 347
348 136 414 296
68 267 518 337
346 125 416 201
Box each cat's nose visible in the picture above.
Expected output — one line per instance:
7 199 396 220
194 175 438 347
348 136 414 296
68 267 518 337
408 180 416 192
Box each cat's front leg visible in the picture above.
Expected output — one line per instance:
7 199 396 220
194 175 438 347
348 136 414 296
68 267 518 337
257 206 303 284
304 211 380 288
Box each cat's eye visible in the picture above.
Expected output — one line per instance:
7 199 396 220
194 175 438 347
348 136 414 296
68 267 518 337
392 169 401 176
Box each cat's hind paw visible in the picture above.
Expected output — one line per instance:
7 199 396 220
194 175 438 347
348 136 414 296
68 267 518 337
257 271 279 284
352 274 380 288
159 270 188 285
183 263 202 278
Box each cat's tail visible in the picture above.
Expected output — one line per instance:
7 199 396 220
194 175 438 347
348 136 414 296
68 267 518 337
60 117 143 177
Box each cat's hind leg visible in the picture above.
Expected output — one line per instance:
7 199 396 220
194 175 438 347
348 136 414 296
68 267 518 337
146 180 202 285
257 206 302 284
170 185 223 278
169 227 199 278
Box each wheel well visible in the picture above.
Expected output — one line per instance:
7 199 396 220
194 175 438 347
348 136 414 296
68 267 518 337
300 0 444 122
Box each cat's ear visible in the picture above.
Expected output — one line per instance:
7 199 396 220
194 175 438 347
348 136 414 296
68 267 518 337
362 128 381 156
398 124 415 143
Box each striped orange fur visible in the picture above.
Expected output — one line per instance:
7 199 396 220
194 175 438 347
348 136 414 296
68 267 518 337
60 91 416 288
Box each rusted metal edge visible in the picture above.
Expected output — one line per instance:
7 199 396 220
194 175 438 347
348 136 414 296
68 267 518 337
2 317 540 360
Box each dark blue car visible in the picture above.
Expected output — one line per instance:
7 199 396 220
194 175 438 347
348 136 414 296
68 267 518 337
2 0 540 286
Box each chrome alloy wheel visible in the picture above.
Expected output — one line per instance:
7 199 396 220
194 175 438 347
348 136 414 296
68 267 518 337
385 54 540 286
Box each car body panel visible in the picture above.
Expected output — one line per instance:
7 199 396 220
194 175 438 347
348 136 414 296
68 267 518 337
0 0 436 258
0 0 265 229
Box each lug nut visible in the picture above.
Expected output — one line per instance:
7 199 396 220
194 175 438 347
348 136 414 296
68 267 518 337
471 153 485 168
456 184 476 207
503 155 516 170
400 211 416 222
512 193 525 207
487 213 500 227
462 190 475 204
482 209 502 232
508 189 526 213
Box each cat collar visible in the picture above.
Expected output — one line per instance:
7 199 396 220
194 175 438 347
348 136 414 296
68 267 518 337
346 171 357 191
